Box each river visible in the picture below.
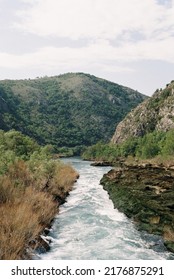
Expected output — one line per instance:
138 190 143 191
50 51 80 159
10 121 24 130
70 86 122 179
40 157 174 260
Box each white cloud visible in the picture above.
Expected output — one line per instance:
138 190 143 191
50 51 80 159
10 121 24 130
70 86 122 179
15 0 174 41
19 0 40 4
0 34 174 74
0 0 173 95
9 0 173 69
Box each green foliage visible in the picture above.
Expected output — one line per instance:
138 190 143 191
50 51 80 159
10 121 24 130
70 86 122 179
0 129 54 175
82 142 121 161
0 129 40 160
120 137 138 157
135 131 164 159
0 150 16 175
83 129 174 161
0 127 78 260
0 73 146 151
161 130 174 156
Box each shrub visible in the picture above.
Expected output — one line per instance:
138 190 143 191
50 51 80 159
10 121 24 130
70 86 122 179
0 129 78 259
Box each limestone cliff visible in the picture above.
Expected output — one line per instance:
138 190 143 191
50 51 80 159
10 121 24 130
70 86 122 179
111 81 174 144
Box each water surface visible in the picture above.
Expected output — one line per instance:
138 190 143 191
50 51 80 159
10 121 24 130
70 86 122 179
41 157 173 260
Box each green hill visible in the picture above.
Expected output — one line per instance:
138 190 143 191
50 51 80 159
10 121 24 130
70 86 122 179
0 73 146 152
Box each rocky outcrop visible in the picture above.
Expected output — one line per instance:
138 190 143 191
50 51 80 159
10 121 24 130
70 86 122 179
90 161 111 166
112 81 174 144
100 163 174 253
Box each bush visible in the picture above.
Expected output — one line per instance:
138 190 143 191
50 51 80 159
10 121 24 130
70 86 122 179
82 129 174 161
0 129 78 259
161 130 174 156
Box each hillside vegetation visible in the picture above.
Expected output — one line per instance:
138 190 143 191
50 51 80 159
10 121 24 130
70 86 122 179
83 80 174 163
112 80 174 144
0 129 78 259
0 73 146 153
83 81 174 162
82 129 174 163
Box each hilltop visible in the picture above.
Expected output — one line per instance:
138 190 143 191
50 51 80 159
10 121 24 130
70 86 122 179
0 73 146 152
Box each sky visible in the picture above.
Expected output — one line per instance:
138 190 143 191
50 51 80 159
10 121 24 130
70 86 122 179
0 0 174 96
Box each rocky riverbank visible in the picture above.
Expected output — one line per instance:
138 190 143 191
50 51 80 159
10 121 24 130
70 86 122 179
100 163 174 253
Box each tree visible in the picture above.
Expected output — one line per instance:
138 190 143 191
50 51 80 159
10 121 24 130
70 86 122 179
161 129 174 156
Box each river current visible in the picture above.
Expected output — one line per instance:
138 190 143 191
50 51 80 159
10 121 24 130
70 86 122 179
40 157 174 260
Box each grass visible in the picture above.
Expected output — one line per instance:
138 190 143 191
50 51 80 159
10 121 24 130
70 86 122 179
124 155 174 168
0 202 41 260
0 159 78 260
48 163 79 195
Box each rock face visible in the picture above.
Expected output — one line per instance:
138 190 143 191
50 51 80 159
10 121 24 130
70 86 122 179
100 164 174 253
112 81 174 144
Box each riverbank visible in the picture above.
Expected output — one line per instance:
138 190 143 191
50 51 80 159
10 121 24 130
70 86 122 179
40 157 173 260
0 160 79 260
100 162 174 253
0 131 80 261
29 162 79 258
0 130 80 260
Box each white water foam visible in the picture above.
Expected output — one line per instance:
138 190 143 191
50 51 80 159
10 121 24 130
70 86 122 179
40 158 173 260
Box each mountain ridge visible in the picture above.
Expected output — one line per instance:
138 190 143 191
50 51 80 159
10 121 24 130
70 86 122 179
0 72 147 150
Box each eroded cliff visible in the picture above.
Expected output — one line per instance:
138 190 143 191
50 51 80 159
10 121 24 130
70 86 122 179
101 163 174 253
112 81 174 144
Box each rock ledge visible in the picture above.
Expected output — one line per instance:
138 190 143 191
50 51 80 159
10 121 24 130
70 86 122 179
100 164 174 253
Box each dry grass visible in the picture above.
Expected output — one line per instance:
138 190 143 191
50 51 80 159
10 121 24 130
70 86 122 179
0 176 16 203
148 155 174 168
49 163 79 196
0 202 41 259
0 159 78 259
163 225 174 242
124 155 174 168
24 187 57 226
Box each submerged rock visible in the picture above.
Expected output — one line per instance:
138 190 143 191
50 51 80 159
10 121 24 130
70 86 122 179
100 164 174 253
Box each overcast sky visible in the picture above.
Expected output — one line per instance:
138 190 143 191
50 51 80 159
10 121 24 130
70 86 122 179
0 0 174 96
